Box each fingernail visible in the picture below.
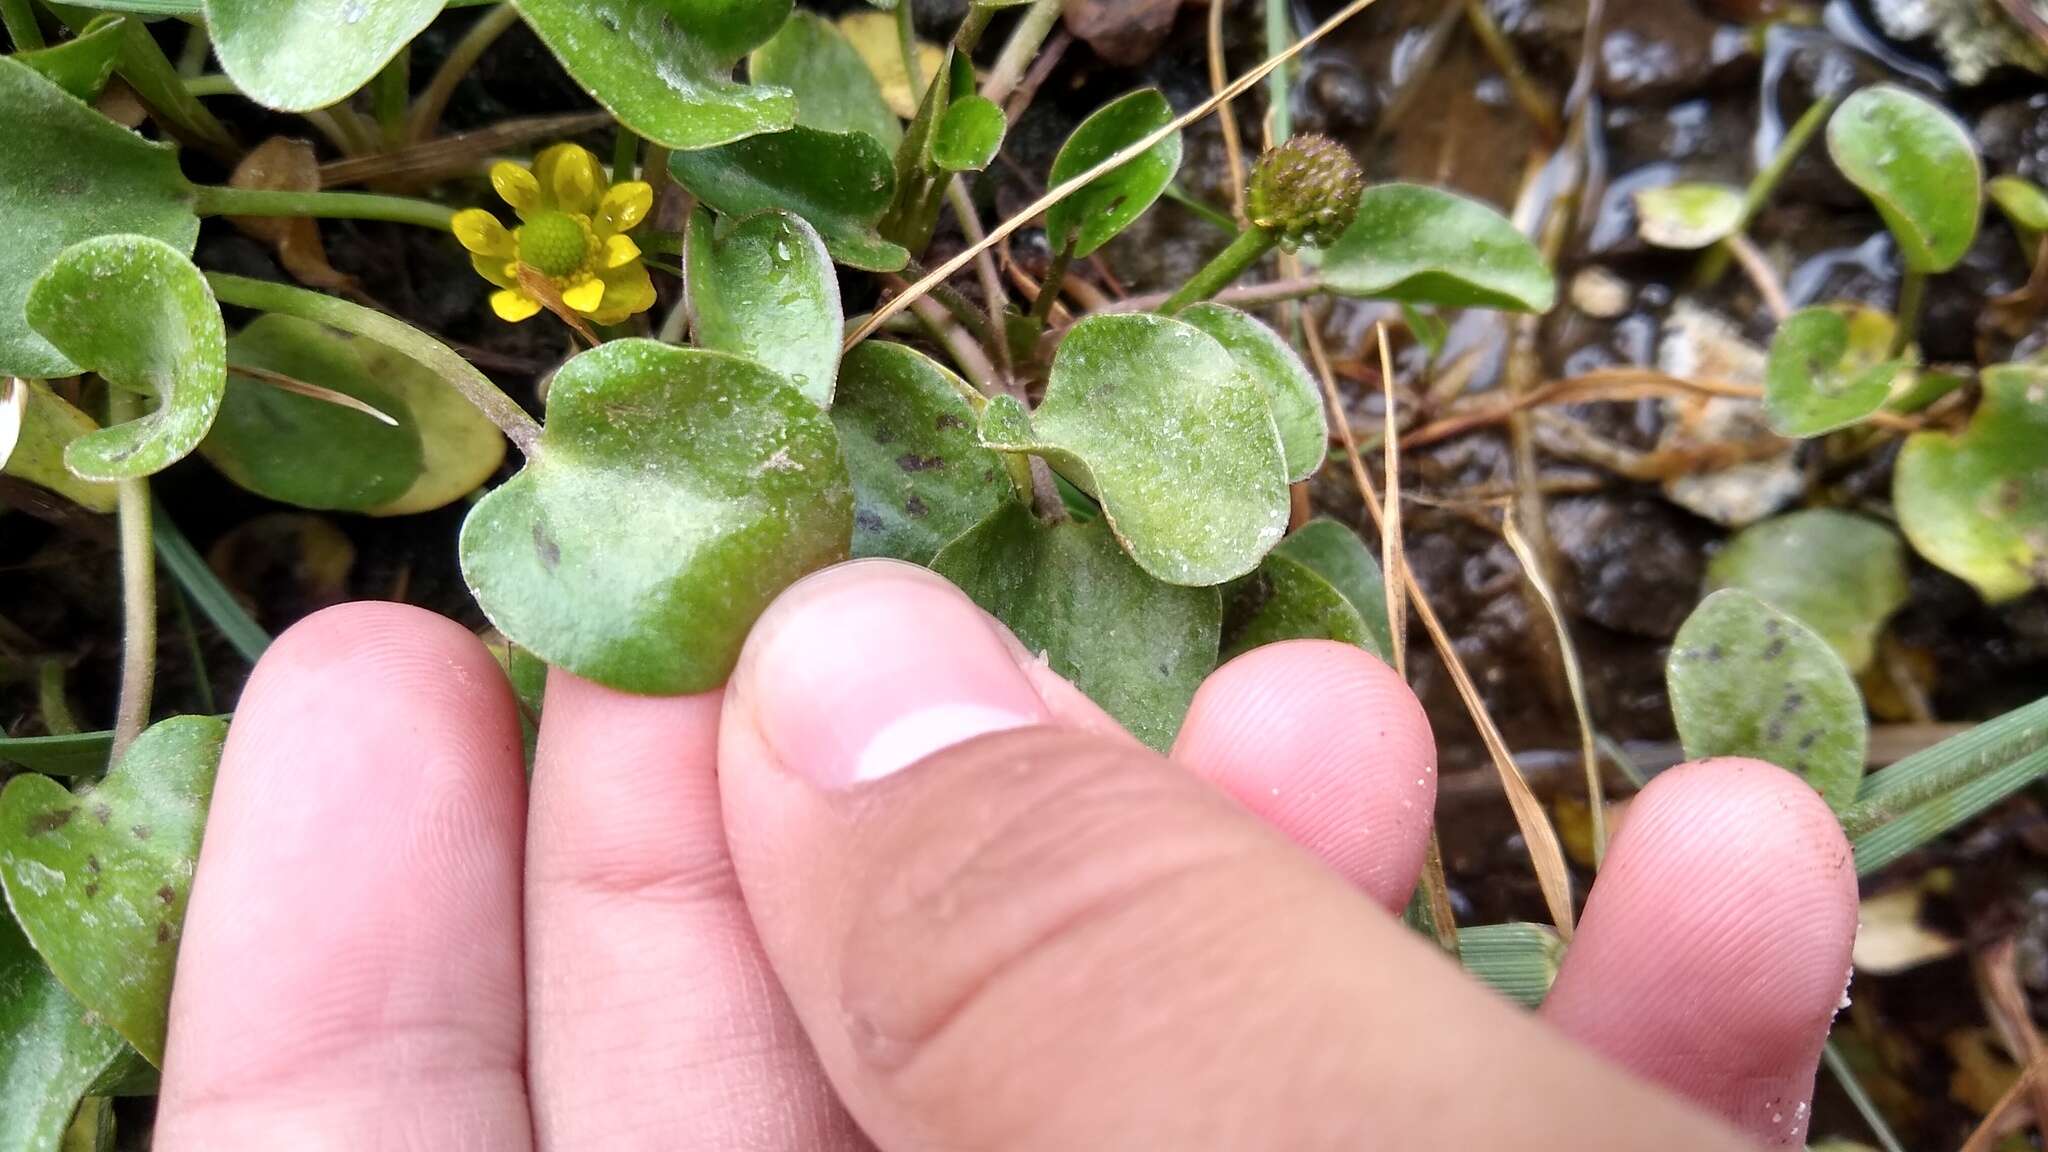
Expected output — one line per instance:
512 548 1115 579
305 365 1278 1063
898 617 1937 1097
734 561 1049 789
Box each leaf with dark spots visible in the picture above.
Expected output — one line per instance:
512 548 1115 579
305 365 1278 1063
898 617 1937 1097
896 453 944 472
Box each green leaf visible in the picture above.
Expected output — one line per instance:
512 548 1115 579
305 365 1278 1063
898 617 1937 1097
0 714 227 1066
1989 174 2048 236
748 10 900 149
26 235 225 482
1043 88 1183 258
40 0 198 13
0 731 113 777
0 56 197 380
1458 922 1564 1009
931 95 1004 172
354 337 509 517
1763 305 1908 437
1 908 131 1152
1826 84 1982 275
515 0 796 150
201 316 422 511
1322 184 1556 313
1705 509 1909 674
0 378 118 513
1176 302 1326 482
669 124 908 270
1667 588 1866 812
1849 696 2048 875
14 15 125 101
1225 518 1390 661
202 0 440 112
1633 183 1744 250
1401 303 1447 361
684 207 841 408
459 339 851 695
830 341 1012 565
1894 363 2048 603
979 313 1288 586
152 508 270 664
933 502 1220 750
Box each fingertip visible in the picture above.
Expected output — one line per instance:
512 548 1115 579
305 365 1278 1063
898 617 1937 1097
1172 640 1435 908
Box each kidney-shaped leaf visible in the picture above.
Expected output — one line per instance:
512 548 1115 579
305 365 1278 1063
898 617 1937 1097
0 909 132 1152
933 502 1220 750
1764 305 1908 438
831 341 1012 564
1225 518 1390 661
1827 84 1982 275
202 315 423 511
354 339 509 517
1705 509 1908 674
1895 364 2048 603
685 208 841 407
26 236 225 482
749 10 900 149
0 714 227 1067
1176 302 1325 482
1667 588 1866 811
670 125 907 270
979 313 1287 586
1322 184 1555 312
1634 183 1745 250
460 339 851 694
1990 175 2048 235
0 56 198 380
932 95 1005 172
0 378 118 513
516 0 796 150
203 0 441 112
1043 88 1182 258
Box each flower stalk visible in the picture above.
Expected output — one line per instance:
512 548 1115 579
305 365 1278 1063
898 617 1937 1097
191 184 458 231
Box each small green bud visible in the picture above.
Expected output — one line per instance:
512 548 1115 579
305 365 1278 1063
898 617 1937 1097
1247 135 1363 251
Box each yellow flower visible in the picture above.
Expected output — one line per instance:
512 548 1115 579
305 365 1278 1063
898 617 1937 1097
452 143 657 326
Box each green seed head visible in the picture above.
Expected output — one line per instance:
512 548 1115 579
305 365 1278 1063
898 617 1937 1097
1247 135 1364 251
516 211 592 278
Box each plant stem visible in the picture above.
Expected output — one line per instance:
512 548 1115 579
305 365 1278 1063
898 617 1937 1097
1163 181 1240 233
110 392 155 761
2 0 45 50
1158 226 1277 314
206 272 544 456
1263 0 1293 143
1696 93 1839 285
979 0 1061 105
896 0 925 99
1027 239 1076 326
1823 1041 1909 1152
408 0 521 143
182 74 239 97
611 124 638 184
175 21 209 76
373 47 410 151
1891 267 1926 357
190 184 456 231
953 1 995 54
115 17 237 159
1460 0 1559 143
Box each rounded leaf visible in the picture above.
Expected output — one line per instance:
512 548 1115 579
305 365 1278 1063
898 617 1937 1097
356 339 510 517
1225 518 1390 661
0 714 228 1066
931 95 1005 172
1989 174 2048 235
831 341 1012 564
932 502 1221 750
1176 302 1326 482
26 235 226 482
1321 184 1556 312
0 909 131 1152
1894 364 2048 603
0 377 119 513
459 339 852 694
669 125 908 270
1763 305 1908 437
1633 183 1745 250
203 0 440 112
515 0 797 150
1705 509 1909 673
686 208 841 407
749 10 901 148
14 14 126 101
1826 85 1982 275
1667 588 1866 812
0 56 198 379
1044 88 1182 258
978 313 1289 586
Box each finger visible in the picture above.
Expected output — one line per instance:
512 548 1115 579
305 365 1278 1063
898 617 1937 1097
156 603 531 1150
1172 640 1435 907
1542 757 1858 1147
718 562 1758 1152
524 671 864 1151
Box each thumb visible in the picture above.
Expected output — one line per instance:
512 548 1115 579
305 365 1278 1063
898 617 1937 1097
718 561 1756 1152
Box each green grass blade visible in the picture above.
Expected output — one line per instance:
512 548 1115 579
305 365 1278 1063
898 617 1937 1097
0 730 113 776
1457 922 1563 1008
1848 696 2048 875
151 504 270 664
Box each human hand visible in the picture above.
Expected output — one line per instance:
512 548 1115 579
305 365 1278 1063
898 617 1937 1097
151 560 1856 1150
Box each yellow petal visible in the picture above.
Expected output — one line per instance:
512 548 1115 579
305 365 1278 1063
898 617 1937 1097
538 143 603 216
452 209 516 258
596 261 656 317
491 289 542 322
602 233 642 269
471 253 517 288
560 277 606 314
597 181 654 235
490 162 541 217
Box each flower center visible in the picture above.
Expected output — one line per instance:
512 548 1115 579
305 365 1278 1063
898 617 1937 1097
517 212 593 279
